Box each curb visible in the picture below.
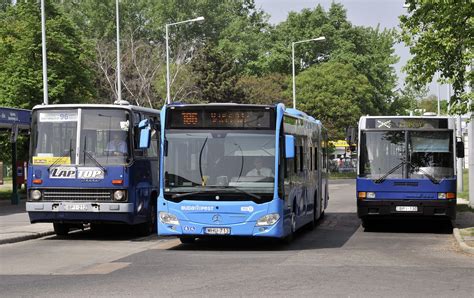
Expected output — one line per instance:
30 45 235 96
0 231 55 245
453 228 474 255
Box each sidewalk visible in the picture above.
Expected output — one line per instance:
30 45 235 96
0 199 54 245
453 197 474 254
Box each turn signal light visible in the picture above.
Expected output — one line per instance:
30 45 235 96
446 192 456 199
112 179 123 185
33 179 43 184
358 192 366 200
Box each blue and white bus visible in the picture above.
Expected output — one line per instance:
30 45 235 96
157 103 329 243
26 101 160 236
356 116 464 228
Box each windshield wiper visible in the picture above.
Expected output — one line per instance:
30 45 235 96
83 150 107 174
171 190 208 199
48 139 73 172
170 186 261 200
407 162 440 184
82 137 107 173
373 161 406 184
216 186 261 200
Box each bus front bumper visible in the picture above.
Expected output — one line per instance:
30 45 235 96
357 199 456 220
26 202 137 224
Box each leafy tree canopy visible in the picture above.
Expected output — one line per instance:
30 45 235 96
296 61 373 139
0 0 95 109
399 0 473 114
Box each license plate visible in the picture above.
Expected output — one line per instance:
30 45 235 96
395 206 418 212
65 204 88 211
204 227 231 235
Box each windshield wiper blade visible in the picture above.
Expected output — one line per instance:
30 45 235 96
216 186 261 200
171 190 208 199
407 162 440 184
374 161 406 184
83 150 107 174
48 139 73 172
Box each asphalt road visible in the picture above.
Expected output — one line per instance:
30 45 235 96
1 179 473 297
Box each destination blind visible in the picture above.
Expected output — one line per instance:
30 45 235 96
167 107 274 129
366 118 448 129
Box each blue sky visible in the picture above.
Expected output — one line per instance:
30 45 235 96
254 0 445 98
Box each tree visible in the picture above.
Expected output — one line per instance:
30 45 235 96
0 0 95 109
237 73 290 105
257 3 399 115
191 46 243 103
399 0 473 114
296 61 373 139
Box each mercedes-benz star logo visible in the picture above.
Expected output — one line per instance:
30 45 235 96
212 214 222 223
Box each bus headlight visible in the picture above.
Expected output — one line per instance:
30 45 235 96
30 190 42 201
159 212 180 225
367 192 376 199
256 213 280 226
113 190 126 201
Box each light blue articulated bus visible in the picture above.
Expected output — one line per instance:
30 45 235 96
356 116 465 228
157 103 329 243
26 101 161 236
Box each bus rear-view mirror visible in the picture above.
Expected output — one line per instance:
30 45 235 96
138 119 151 149
285 135 295 159
456 139 464 158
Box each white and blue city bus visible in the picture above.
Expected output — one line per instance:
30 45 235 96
157 103 329 243
26 101 161 236
356 116 465 228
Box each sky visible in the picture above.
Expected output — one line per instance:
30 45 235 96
253 0 446 99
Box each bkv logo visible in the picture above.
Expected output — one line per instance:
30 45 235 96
50 167 76 179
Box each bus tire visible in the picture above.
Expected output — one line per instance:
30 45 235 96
309 195 318 231
53 223 69 236
135 201 157 236
361 218 371 230
179 237 196 244
282 207 296 244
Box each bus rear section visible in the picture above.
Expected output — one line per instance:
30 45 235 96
158 104 328 243
356 116 463 228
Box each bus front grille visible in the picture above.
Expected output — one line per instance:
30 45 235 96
42 189 113 201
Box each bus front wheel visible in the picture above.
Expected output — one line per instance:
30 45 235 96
53 223 70 236
179 237 196 244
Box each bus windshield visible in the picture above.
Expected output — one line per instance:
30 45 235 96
165 130 275 194
359 131 405 179
359 130 454 180
408 131 454 179
31 108 131 166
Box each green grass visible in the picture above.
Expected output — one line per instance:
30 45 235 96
329 172 357 179
460 228 474 237
458 169 469 200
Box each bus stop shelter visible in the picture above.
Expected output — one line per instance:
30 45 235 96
0 107 31 205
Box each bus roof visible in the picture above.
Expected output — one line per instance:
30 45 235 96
32 103 160 114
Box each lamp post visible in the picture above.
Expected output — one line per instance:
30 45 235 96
41 0 48 105
166 16 205 105
292 36 325 109
116 0 122 103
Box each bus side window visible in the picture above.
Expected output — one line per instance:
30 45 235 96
134 113 144 157
299 145 304 172
315 147 318 170
294 146 298 174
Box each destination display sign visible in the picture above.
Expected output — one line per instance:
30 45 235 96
366 118 448 129
167 107 274 129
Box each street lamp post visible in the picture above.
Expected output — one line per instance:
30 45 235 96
41 0 48 105
166 16 205 105
116 0 122 103
292 36 325 109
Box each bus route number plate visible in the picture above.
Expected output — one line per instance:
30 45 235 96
395 206 418 212
204 227 231 235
